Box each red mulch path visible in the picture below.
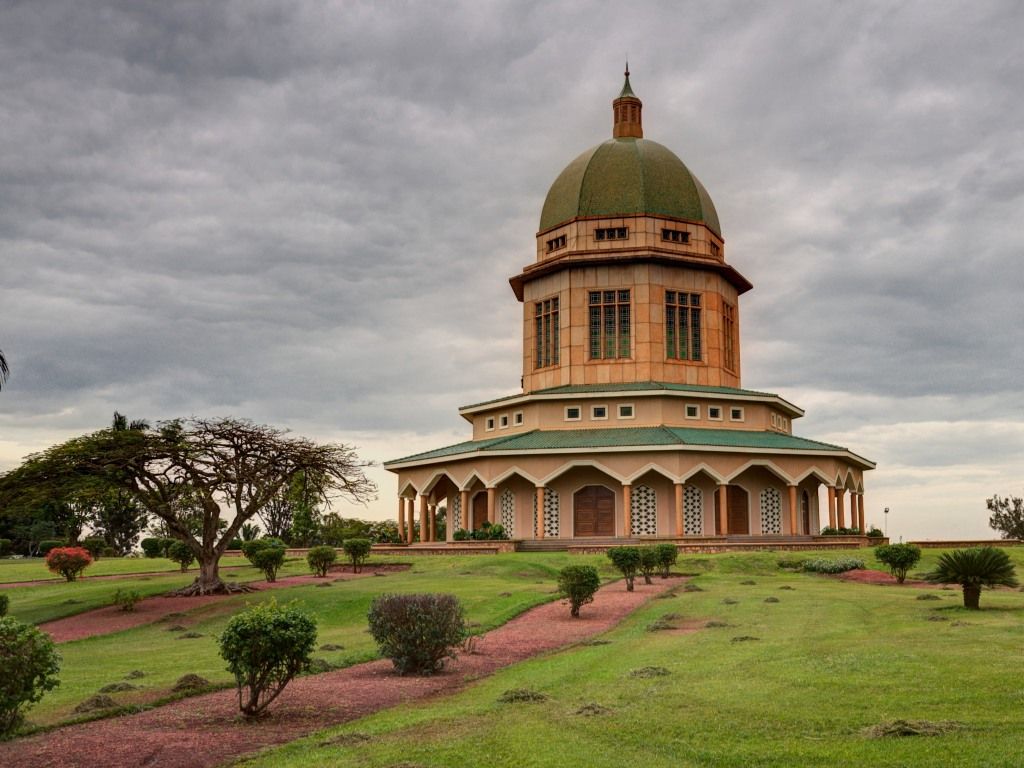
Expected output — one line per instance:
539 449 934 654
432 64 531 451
1 577 683 768
40 565 410 643
836 569 936 587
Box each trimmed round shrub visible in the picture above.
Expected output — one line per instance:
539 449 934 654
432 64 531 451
0 616 61 735
80 537 106 559
638 547 659 585
0 538 12 557
342 538 371 573
165 541 195 573
606 547 641 591
218 600 317 717
654 543 678 578
45 547 93 582
241 537 285 563
307 546 337 577
37 540 64 557
250 541 286 582
0 594 8 617
801 558 865 574
874 543 922 584
226 538 243 551
557 565 601 618
140 537 163 558
368 593 466 675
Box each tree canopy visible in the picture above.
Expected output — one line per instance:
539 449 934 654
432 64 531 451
987 494 1024 540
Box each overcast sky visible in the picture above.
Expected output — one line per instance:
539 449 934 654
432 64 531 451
1 1 1022 541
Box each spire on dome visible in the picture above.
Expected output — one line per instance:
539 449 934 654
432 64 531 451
612 64 642 139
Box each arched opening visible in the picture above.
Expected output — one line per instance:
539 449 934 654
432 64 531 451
471 492 488 531
574 485 615 537
801 491 811 535
714 485 749 535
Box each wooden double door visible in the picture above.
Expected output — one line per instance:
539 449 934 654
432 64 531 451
574 485 615 537
472 493 488 530
714 485 750 535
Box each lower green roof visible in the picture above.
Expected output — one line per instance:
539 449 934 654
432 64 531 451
385 426 850 466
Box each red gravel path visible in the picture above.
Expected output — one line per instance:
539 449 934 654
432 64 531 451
2 577 682 768
836 568 936 587
40 565 410 643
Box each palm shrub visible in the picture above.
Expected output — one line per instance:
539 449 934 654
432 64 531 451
306 545 337 577
924 547 1019 609
874 543 921 583
218 600 317 717
654 543 678 578
638 547 659 585
367 593 466 675
166 541 195 573
342 538 371 573
45 547 93 582
606 547 641 591
0 616 61 735
557 565 601 618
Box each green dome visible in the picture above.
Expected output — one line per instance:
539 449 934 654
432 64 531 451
539 137 721 237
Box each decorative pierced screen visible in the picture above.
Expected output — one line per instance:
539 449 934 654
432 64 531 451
631 485 657 535
533 489 559 537
451 495 461 530
760 488 782 534
499 488 515 537
683 485 703 535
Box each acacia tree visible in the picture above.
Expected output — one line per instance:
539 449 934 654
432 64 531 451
0 348 8 391
0 418 376 595
987 494 1024 540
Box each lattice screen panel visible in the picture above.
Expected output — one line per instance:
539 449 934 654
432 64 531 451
683 485 703 535
631 485 658 535
760 488 782 534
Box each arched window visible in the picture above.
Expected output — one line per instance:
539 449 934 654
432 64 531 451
760 488 782 534
683 485 703 535
631 485 657 535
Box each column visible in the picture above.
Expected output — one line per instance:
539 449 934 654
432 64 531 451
836 489 846 529
418 494 428 544
397 497 406 542
674 483 684 536
717 484 729 535
406 497 415 544
788 485 799 535
428 503 436 542
460 493 471 536
535 486 545 539
857 493 865 532
622 483 632 537
827 486 837 529
486 487 496 525
446 499 455 543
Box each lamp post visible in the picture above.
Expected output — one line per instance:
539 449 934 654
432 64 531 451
884 507 889 536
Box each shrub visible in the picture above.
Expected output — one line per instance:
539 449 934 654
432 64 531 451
777 555 808 570
638 547 659 585
606 547 641 591
37 539 64 557
342 538 372 573
165 541 195 573
0 595 8 617
140 537 164 558
801 557 865 574
924 547 1019 609
241 537 285 563
367 593 466 675
468 522 509 541
557 565 601 618
226 538 243 550
820 526 861 536
0 616 61 735
452 528 470 541
307 545 337 577
866 526 885 539
45 547 93 582
875 543 922 584
654 543 678 578
80 537 106 559
112 589 143 612
101 547 118 558
0 538 12 557
250 542 286 582
218 600 317 717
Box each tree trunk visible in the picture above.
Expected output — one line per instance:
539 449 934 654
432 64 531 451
963 584 981 610
172 551 251 596
625 575 634 592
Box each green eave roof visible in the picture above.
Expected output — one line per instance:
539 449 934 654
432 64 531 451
460 381 785 411
385 426 857 467
539 138 721 237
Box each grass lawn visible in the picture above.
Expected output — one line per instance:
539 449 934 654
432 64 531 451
18 552 614 727
233 549 1024 768
0 554 253 584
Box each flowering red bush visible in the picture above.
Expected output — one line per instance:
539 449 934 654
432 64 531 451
45 547 93 582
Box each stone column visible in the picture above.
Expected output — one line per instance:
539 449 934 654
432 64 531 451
446 499 455 543
836 489 846 529
406 498 415 544
717 484 729 535
428 504 436 542
418 494 428 544
857 493 865 533
460 490 470 531
397 496 406 542
827 486 837 529
788 485 799 535
622 483 632 537
674 483 684 536
486 487 496 525
535 486 545 539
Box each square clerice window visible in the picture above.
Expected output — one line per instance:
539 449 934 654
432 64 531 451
685 404 700 419
618 404 634 419
565 407 581 421
592 406 608 420
708 407 722 420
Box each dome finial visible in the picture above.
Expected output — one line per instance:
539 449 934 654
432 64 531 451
613 63 642 138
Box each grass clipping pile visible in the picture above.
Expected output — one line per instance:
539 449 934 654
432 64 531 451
864 719 964 738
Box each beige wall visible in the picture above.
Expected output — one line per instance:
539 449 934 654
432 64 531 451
536 214 725 264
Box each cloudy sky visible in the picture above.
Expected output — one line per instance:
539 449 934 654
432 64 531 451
1 1 1021 541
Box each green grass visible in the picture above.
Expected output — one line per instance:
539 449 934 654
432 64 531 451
234 549 1024 768
0 554 252 584
17 553 614 727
